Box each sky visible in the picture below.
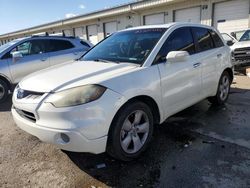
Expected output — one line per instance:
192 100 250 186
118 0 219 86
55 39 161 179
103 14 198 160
0 0 132 35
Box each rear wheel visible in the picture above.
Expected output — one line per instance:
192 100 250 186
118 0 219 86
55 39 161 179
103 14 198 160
208 71 231 105
107 102 153 161
0 80 9 103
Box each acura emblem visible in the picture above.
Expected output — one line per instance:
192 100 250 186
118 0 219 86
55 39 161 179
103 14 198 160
17 89 24 99
246 51 250 55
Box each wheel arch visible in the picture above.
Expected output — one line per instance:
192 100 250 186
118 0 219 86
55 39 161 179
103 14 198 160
223 67 234 83
109 95 161 133
0 74 11 90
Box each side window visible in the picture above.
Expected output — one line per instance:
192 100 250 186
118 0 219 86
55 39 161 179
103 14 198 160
48 39 74 52
210 30 224 48
11 41 31 56
155 27 195 63
192 27 214 52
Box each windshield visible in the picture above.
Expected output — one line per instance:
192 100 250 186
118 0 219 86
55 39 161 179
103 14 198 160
82 28 167 65
0 39 22 54
239 30 250 42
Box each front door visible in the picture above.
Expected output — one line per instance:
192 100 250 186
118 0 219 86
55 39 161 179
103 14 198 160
8 39 50 83
156 27 202 117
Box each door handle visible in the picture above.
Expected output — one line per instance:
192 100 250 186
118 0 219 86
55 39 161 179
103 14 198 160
193 62 201 68
217 54 222 58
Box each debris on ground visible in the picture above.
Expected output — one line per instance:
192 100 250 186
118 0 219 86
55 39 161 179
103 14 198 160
202 140 215 144
96 163 106 169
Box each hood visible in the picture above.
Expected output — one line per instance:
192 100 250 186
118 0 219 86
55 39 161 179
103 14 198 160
19 61 138 92
231 41 250 50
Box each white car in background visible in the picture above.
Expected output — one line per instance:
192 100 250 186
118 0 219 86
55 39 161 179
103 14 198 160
12 23 233 161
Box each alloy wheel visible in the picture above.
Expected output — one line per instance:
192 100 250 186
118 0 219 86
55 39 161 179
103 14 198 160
120 110 149 154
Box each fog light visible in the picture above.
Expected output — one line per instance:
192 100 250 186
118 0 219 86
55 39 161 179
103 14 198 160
60 133 70 143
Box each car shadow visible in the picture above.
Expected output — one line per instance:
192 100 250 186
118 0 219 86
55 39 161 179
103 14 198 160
0 95 12 112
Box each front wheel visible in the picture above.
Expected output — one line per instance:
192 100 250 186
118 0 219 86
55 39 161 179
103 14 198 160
208 71 231 105
107 102 154 161
0 80 9 103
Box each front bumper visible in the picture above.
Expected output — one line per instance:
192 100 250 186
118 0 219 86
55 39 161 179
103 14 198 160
12 107 107 153
12 89 126 154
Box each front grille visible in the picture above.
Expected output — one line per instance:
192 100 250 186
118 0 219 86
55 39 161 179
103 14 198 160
233 47 250 61
15 107 36 122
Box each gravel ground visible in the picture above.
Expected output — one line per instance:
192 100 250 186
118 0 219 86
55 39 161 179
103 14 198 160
0 75 250 188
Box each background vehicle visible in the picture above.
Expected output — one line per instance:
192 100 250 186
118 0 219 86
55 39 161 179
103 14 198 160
0 35 93 102
231 30 246 41
221 33 238 46
12 23 233 161
231 29 250 74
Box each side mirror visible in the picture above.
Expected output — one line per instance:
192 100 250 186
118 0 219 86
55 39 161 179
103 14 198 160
12 51 23 63
227 40 234 46
166 51 189 63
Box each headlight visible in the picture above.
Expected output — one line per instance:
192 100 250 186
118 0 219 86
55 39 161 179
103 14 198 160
46 85 106 108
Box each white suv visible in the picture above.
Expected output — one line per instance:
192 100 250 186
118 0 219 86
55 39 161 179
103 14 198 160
12 23 233 161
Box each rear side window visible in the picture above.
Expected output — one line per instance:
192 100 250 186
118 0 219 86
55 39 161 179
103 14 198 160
192 27 214 52
155 27 195 63
48 39 74 52
210 30 224 48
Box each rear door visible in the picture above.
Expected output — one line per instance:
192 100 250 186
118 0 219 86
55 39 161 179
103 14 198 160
191 27 224 97
157 27 202 117
8 39 50 83
47 39 78 66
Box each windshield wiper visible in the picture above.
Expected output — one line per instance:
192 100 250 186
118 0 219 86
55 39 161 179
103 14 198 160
94 59 120 64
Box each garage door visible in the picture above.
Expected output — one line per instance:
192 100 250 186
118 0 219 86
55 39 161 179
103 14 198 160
175 7 201 23
74 27 84 38
87 25 98 45
104 21 117 37
144 13 165 25
63 29 73 36
213 0 249 33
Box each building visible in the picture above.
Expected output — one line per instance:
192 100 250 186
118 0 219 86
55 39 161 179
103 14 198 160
1 0 250 45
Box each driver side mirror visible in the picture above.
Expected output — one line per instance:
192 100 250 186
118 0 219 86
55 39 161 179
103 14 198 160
12 51 23 63
166 51 189 63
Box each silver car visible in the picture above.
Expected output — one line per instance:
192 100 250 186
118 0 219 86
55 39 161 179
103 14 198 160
0 36 93 102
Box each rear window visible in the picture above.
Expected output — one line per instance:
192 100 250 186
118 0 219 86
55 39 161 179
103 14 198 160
192 27 214 52
47 39 74 52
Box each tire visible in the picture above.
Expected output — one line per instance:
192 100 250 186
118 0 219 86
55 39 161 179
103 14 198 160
0 79 9 103
208 71 231 105
107 101 154 161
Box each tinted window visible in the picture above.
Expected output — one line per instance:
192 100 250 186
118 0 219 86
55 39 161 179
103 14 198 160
155 27 195 63
211 30 224 48
193 27 214 52
48 39 74 52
